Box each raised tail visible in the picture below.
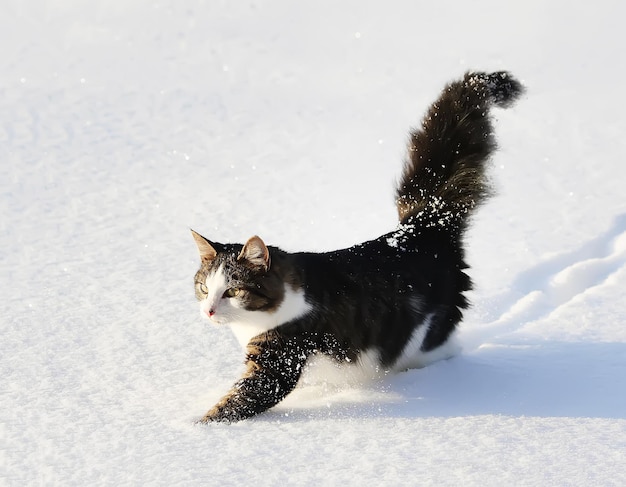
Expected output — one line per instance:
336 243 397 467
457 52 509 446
395 71 524 231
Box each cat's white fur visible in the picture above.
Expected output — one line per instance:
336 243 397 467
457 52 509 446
302 321 459 388
200 264 311 349
392 312 460 372
298 320 459 388
200 264 228 320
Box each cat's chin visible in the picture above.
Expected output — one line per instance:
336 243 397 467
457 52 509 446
208 316 229 326
198 310 228 326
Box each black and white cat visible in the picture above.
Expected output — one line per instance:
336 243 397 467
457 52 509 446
191 71 523 422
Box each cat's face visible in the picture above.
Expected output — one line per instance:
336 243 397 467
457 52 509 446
191 231 285 326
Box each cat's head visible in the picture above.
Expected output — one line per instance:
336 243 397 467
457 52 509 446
191 230 286 326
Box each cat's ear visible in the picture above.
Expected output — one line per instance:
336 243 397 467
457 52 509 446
191 229 218 263
238 235 270 271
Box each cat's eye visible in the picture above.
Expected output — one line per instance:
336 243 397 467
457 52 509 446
197 282 208 294
223 288 241 298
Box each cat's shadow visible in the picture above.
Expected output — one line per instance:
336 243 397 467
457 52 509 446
262 340 626 422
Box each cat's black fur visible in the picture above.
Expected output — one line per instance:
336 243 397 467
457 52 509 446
192 71 524 422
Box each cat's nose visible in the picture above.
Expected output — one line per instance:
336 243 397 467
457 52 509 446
207 308 216 317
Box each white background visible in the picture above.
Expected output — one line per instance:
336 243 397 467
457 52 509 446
2 1 625 485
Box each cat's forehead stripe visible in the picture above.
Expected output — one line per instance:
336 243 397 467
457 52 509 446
205 264 227 293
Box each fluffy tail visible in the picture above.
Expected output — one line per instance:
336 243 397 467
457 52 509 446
396 71 524 231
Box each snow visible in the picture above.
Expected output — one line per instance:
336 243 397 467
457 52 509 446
2 0 626 485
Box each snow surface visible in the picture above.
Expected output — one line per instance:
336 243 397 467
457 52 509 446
2 1 626 485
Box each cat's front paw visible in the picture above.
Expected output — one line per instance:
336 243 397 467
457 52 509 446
195 404 246 424
194 414 212 425
194 412 230 424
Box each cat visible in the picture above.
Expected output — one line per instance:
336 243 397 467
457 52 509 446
191 71 523 423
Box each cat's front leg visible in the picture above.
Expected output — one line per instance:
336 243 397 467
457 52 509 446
198 331 310 423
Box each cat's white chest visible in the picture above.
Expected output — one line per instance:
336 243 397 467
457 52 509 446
228 321 273 349
228 285 311 349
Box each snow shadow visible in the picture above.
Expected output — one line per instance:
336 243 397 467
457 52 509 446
266 340 626 422
385 341 626 420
